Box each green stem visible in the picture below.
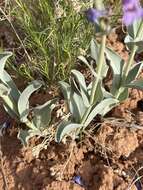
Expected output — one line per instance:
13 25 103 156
115 22 143 100
81 34 106 125
124 22 143 77
90 34 106 104
123 45 137 77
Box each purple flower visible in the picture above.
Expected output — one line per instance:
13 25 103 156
85 8 105 23
122 0 143 26
73 176 84 186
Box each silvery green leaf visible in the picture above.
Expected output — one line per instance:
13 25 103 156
59 81 72 114
100 100 119 116
3 70 20 101
0 83 19 119
32 98 57 129
87 82 92 95
101 87 113 98
87 81 112 99
70 77 81 95
55 120 82 142
84 98 118 127
0 52 12 79
0 83 10 97
93 80 103 103
125 20 143 53
0 51 20 101
59 81 86 122
78 55 97 77
70 91 86 123
17 129 30 146
3 104 19 120
59 81 71 100
17 129 42 146
91 39 108 78
91 39 98 61
101 62 109 78
125 79 143 90
127 19 142 39
105 47 124 95
125 37 143 53
117 88 129 102
125 62 143 84
71 70 89 107
18 80 42 122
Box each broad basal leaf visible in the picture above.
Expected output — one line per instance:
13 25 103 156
84 98 118 127
127 19 142 39
125 79 143 90
117 88 129 102
70 91 86 123
0 83 19 119
59 81 86 123
0 52 12 79
0 51 20 102
18 80 43 122
33 98 57 129
59 81 71 100
0 83 10 97
71 69 89 107
17 129 42 146
125 20 143 53
105 47 124 95
2 70 20 101
55 120 82 142
125 62 143 84
78 56 97 77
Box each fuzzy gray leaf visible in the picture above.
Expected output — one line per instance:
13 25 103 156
105 47 124 95
18 80 42 122
17 129 42 146
0 52 12 79
78 56 97 77
55 120 82 142
125 79 143 90
71 69 89 107
125 62 143 84
32 99 57 129
84 98 118 127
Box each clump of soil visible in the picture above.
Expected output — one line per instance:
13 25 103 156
96 123 138 158
0 121 142 190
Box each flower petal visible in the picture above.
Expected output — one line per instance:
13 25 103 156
85 8 105 23
122 0 143 25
